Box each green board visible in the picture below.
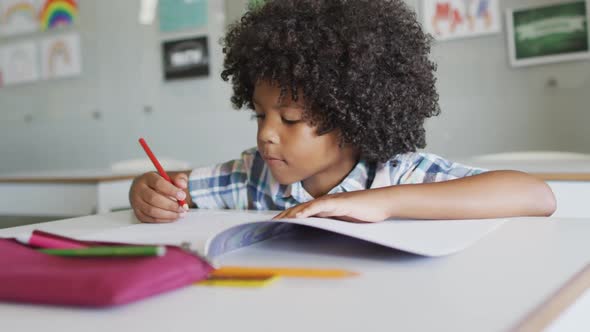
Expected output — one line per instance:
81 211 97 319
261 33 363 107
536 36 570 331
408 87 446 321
512 1 588 60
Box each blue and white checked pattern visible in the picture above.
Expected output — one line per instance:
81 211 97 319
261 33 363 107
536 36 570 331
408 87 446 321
188 147 486 210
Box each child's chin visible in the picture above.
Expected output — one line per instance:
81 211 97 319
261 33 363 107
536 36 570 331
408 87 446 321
274 176 297 186
269 171 300 186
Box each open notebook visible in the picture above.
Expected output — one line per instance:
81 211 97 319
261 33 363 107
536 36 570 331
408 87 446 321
76 210 506 260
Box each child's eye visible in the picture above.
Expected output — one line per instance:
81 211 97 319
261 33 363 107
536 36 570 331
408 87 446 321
281 118 300 125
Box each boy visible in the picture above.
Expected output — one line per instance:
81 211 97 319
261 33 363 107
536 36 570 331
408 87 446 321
129 0 555 223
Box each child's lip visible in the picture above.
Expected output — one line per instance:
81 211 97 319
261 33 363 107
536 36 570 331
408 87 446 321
262 152 283 160
263 154 286 163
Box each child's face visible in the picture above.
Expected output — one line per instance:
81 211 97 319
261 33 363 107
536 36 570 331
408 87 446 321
253 81 358 196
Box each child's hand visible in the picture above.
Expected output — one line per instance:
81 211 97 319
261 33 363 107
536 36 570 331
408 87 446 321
272 190 390 223
129 172 190 223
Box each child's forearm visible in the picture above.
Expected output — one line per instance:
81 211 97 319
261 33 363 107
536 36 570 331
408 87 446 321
376 170 556 219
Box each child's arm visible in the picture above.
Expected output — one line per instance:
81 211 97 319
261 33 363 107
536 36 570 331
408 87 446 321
274 170 556 222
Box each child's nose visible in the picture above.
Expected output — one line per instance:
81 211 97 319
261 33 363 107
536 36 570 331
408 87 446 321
257 119 280 144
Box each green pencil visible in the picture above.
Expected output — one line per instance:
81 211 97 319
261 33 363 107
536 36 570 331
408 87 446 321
39 245 167 257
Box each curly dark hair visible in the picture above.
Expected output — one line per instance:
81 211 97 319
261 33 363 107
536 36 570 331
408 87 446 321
221 0 440 162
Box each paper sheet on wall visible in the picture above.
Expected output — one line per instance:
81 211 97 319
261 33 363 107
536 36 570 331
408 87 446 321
421 0 501 41
38 0 79 31
40 32 81 79
0 0 40 37
159 0 208 32
1 40 39 85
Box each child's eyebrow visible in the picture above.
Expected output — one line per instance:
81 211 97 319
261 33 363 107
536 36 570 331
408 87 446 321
252 96 304 110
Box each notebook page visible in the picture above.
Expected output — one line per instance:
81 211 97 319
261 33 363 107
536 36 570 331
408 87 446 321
79 210 506 258
269 217 507 257
78 210 279 255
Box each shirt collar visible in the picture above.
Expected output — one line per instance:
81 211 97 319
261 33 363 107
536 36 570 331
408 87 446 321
278 159 372 203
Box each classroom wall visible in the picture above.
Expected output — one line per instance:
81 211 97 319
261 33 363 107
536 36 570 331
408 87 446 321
418 0 590 155
0 0 589 173
0 0 256 173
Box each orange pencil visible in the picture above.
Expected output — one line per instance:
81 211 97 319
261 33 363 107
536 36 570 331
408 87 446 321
138 137 189 210
211 266 358 279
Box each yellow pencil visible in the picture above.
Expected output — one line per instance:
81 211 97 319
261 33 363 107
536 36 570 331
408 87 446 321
197 275 281 288
210 266 358 279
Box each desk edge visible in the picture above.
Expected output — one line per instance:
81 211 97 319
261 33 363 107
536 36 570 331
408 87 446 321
513 263 590 332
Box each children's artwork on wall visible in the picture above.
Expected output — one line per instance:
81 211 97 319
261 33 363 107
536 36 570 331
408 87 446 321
159 0 207 32
0 0 40 37
506 1 589 67
40 32 81 79
422 0 501 41
38 0 78 31
162 36 209 80
1 40 39 85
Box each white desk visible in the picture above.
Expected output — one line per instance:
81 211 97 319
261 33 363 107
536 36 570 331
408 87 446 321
457 159 590 218
0 169 139 216
0 211 588 332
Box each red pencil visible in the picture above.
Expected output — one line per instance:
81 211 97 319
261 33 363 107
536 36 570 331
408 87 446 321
138 137 189 210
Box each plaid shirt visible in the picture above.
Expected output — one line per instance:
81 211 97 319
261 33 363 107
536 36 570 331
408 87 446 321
188 147 486 210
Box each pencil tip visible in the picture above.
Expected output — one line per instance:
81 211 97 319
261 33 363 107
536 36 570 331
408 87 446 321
182 203 189 211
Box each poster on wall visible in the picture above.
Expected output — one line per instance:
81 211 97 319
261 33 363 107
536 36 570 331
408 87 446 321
158 0 207 32
40 32 81 79
422 0 501 41
1 41 39 85
162 36 209 80
39 0 78 31
0 0 40 37
506 1 589 67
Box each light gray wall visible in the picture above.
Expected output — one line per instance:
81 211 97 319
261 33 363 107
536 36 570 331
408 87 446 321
419 0 590 156
0 0 589 173
0 0 256 173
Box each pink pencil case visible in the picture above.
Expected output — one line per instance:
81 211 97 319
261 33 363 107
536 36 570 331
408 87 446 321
0 236 213 307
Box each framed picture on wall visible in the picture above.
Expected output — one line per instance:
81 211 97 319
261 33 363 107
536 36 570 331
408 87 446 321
506 0 590 67
421 0 501 41
162 36 210 80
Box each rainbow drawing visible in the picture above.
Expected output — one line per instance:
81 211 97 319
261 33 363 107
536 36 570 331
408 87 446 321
1 2 37 24
47 39 70 77
41 33 81 79
39 0 78 31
